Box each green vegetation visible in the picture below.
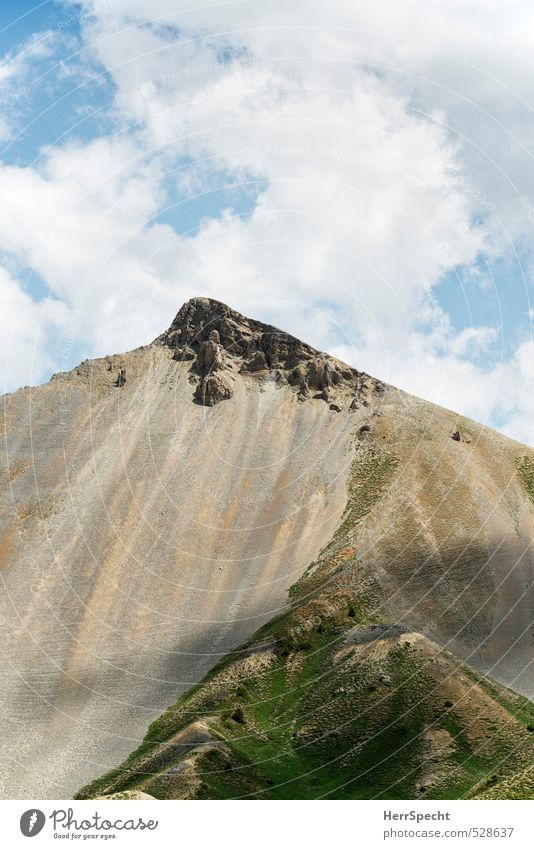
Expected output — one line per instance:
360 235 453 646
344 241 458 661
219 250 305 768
517 454 534 504
76 447 534 801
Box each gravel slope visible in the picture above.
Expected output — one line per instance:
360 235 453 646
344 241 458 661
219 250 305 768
0 343 353 797
2 300 534 799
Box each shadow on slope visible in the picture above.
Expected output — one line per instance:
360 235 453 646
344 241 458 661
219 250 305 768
77 446 534 800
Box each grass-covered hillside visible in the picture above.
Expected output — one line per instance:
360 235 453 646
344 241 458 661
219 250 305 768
77 446 534 800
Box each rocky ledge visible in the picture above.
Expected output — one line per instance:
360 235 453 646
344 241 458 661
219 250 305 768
156 297 385 408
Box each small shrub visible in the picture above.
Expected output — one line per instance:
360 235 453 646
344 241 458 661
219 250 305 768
231 706 245 724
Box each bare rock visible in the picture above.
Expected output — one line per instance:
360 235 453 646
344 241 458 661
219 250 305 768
451 430 472 444
307 358 334 390
173 346 196 362
197 330 226 375
157 297 379 408
194 373 233 406
244 350 267 372
288 364 307 386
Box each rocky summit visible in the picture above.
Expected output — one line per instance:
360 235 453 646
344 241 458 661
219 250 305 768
157 297 384 408
2 298 534 800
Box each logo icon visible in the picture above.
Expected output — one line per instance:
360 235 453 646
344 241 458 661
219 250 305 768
20 810 46 837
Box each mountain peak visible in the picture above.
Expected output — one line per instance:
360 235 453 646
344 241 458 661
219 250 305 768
157 297 384 408
159 296 306 351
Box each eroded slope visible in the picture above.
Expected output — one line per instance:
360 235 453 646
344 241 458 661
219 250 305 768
77 444 534 800
0 325 355 797
3 297 534 800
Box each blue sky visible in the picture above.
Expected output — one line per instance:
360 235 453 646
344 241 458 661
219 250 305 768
1 3 109 161
1 0 534 443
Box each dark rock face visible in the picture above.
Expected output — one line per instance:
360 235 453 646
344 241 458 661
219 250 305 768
194 373 233 406
196 330 226 375
158 297 381 408
172 346 196 362
451 429 472 444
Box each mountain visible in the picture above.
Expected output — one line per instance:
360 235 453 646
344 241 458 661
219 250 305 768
2 297 534 800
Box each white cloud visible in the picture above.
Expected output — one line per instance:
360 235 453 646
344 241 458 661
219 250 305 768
0 0 533 441
0 267 70 392
0 137 179 354
0 31 59 141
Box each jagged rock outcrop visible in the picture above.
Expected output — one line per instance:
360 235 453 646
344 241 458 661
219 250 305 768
194 372 233 406
196 330 227 375
158 297 379 409
116 366 126 387
451 429 472 443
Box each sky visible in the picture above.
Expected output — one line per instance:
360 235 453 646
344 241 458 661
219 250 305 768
1 0 534 443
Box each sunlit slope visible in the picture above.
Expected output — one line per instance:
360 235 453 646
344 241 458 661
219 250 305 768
2 297 534 800
0 341 353 797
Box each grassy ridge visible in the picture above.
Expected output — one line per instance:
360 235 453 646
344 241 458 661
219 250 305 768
76 448 534 800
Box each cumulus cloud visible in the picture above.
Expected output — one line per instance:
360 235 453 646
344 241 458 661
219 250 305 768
0 0 533 441
0 30 60 141
0 267 70 393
